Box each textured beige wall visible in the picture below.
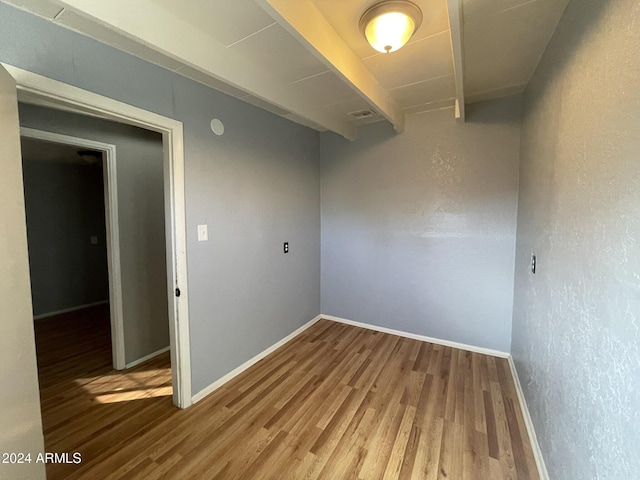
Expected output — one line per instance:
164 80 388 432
512 0 640 477
0 67 46 479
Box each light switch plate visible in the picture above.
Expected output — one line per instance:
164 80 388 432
197 224 208 242
90 236 98 245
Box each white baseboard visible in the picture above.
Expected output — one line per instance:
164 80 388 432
507 355 549 480
125 346 170 369
33 300 109 320
321 314 510 359
192 315 323 404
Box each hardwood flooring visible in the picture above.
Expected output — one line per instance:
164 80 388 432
35 309 538 479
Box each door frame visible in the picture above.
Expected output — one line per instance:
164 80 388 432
5 62 192 409
21 128 126 371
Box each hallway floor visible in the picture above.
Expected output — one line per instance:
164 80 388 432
34 305 173 480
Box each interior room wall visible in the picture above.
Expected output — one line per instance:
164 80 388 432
19 104 169 365
0 1 321 395
511 0 640 477
22 153 109 317
320 97 522 352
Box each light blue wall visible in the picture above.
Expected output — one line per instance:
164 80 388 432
0 1 321 395
320 98 522 352
512 0 640 477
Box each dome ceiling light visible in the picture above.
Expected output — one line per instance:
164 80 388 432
359 1 423 54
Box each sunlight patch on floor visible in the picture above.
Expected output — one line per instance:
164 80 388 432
74 368 171 383
73 366 173 403
93 386 173 404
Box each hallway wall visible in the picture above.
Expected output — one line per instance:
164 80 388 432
22 149 109 317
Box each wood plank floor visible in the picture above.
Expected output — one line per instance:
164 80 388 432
35 309 538 479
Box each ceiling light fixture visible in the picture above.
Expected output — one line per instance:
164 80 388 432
77 150 101 165
360 0 423 54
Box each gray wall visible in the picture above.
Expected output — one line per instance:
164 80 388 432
22 153 109 316
19 105 169 365
0 1 321 395
176 75 321 394
512 0 640 477
320 98 521 352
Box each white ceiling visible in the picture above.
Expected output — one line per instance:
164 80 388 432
4 0 570 138
463 0 571 102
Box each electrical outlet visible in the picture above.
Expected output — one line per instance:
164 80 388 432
284 242 289 254
531 253 537 274
90 236 98 245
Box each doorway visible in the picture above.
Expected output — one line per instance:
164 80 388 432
2 62 192 409
21 130 126 370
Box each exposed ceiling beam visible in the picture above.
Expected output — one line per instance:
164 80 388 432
254 0 406 134
446 0 466 122
50 0 357 139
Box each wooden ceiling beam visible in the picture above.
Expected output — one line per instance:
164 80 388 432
48 0 358 139
446 0 466 122
254 0 406 134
